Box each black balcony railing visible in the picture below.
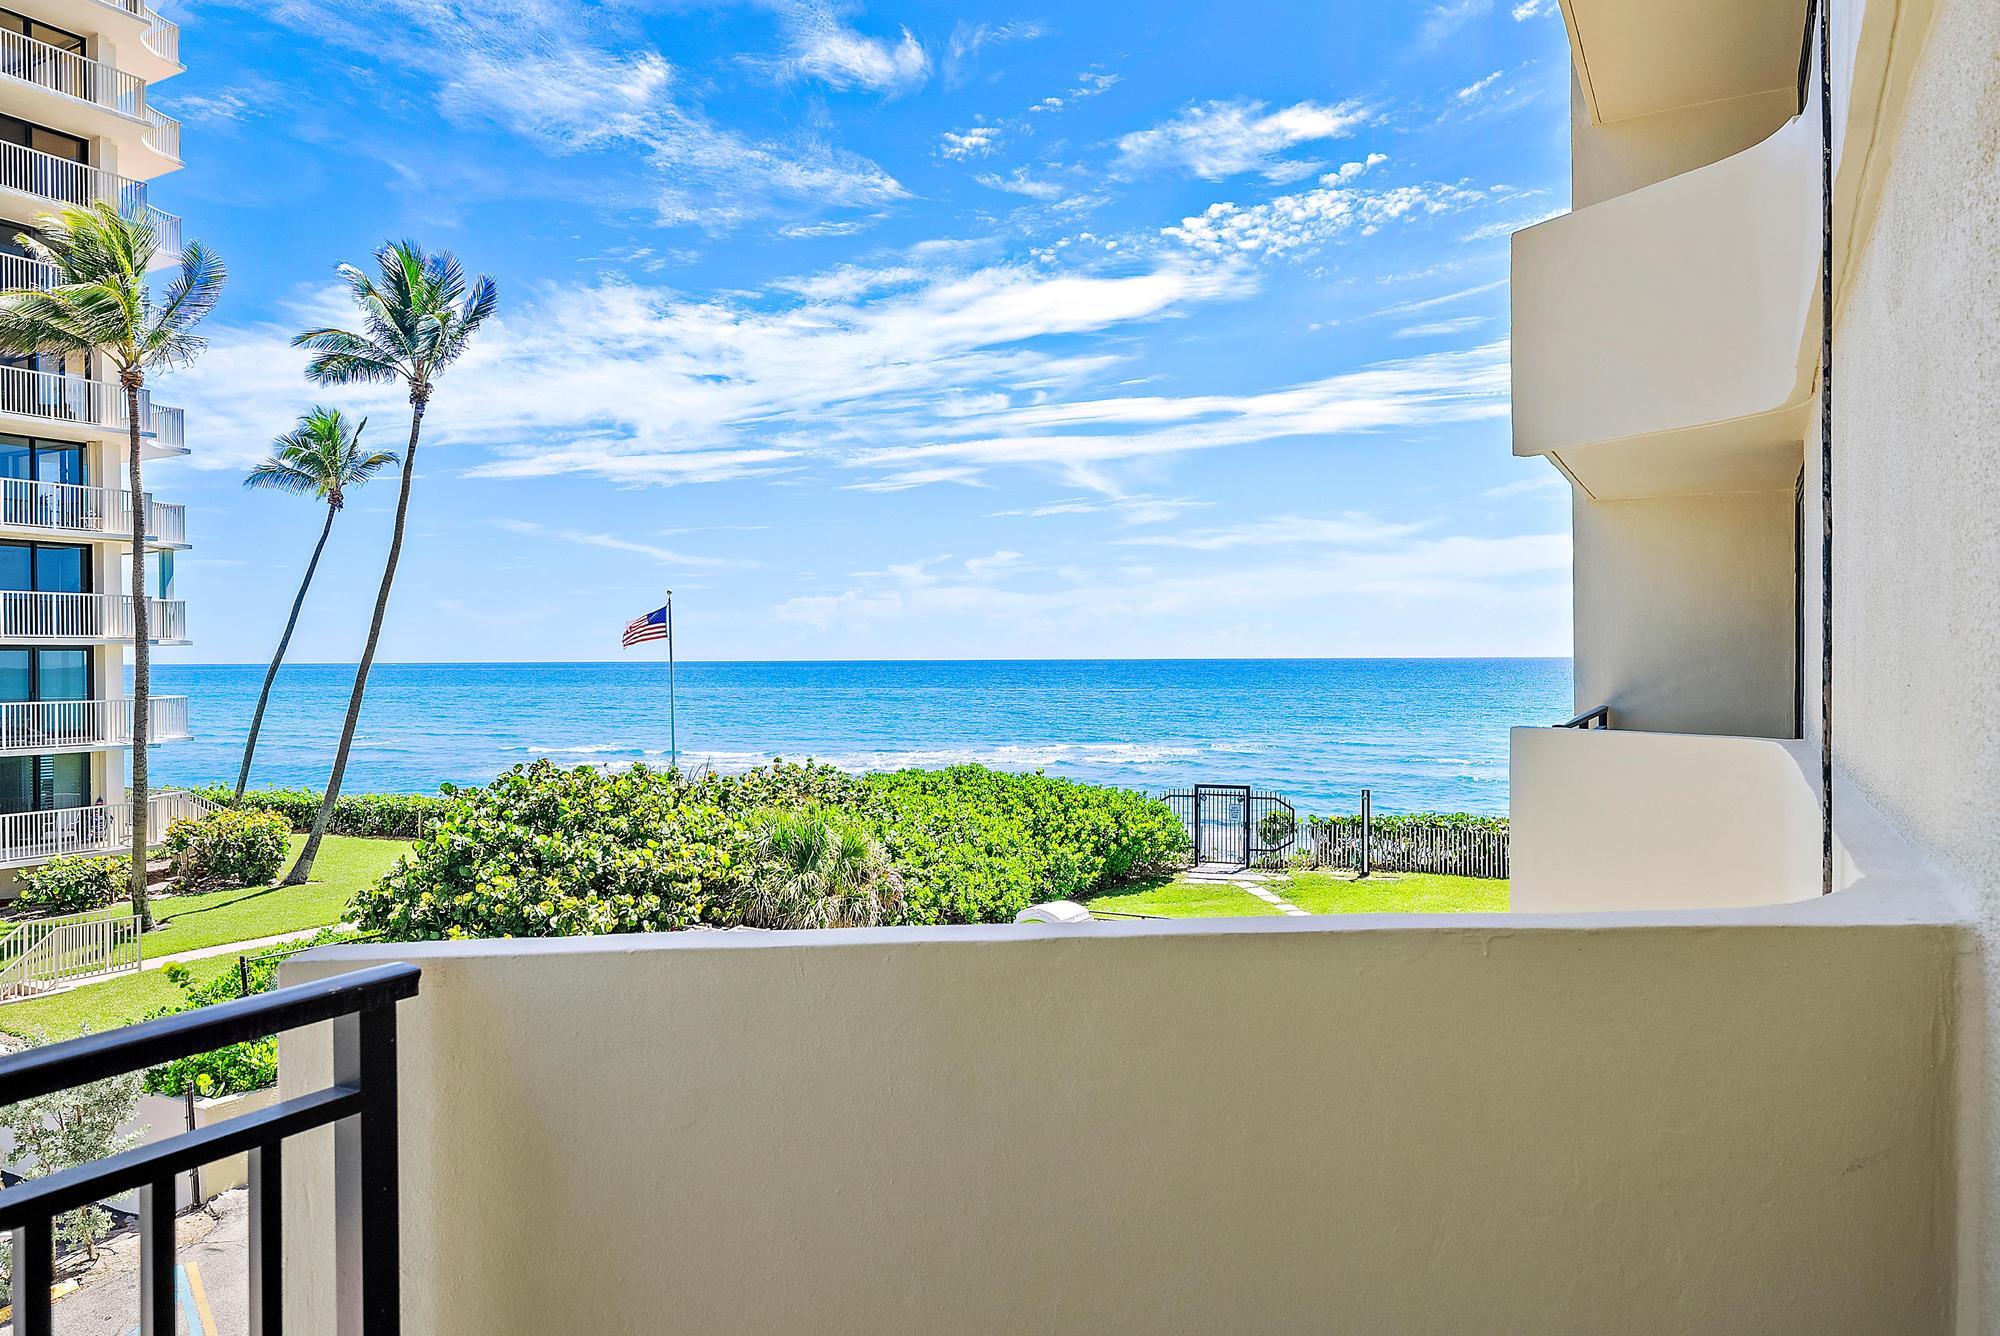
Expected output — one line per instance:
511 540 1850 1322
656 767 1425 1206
0 961 419 1334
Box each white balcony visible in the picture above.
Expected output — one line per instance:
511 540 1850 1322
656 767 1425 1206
1510 106 1820 498
0 139 181 258
275 885 1961 1335
0 694 188 755
1560 0 1810 126
0 590 186 643
0 788 204 867
0 27 180 178
0 364 188 459
0 478 186 547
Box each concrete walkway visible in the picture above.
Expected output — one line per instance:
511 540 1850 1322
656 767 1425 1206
1184 866 1310 917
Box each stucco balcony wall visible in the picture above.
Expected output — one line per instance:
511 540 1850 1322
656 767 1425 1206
278 890 1960 1335
1510 106 1820 499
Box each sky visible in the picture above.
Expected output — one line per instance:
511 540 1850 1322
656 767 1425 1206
147 0 1577 664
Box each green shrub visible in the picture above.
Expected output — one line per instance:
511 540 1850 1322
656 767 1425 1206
352 761 759 940
165 808 290 892
861 766 1190 924
353 759 1190 940
191 785 446 838
141 926 351 1097
16 854 126 914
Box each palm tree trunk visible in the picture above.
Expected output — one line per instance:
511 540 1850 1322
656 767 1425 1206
235 504 336 800
284 397 425 885
123 376 150 926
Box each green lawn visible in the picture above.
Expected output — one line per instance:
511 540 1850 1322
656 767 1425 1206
139 834 408 958
1085 876 1282 918
1278 870 1508 915
0 834 409 1041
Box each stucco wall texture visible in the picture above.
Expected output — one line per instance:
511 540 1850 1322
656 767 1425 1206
1818 0 2000 1322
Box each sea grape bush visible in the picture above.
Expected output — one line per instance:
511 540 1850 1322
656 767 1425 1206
140 927 351 1097
164 808 290 891
193 785 446 838
353 759 1190 940
1305 811 1509 833
16 854 126 914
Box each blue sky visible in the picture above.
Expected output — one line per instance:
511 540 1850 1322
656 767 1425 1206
151 0 1576 663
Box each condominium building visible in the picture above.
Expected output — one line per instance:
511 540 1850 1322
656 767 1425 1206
0 0 201 879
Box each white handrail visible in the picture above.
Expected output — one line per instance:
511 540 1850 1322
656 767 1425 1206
0 696 190 752
0 478 184 543
0 788 207 867
141 11 178 65
141 107 179 161
0 364 187 443
0 251 59 290
0 591 187 641
0 27 146 116
0 907 140 997
0 140 182 254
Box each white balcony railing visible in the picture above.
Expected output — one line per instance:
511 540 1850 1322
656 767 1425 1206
87 0 180 65
0 26 147 118
141 107 180 161
0 478 185 544
0 788 208 867
0 141 182 255
0 364 185 446
0 695 190 754
0 591 186 642
0 251 59 291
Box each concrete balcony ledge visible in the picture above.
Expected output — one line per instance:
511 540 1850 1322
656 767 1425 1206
1510 105 1820 499
279 859 1963 1335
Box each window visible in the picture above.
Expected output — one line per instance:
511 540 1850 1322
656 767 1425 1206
0 9 87 57
0 644 88 700
0 435 84 485
0 752 89 813
0 540 89 593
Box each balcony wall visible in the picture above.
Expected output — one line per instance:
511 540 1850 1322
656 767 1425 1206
1510 105 1819 499
279 897 1960 1335
1511 726 1824 912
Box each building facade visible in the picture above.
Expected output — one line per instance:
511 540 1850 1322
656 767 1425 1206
0 0 199 878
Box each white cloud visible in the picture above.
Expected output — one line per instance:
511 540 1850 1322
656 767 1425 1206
1511 0 1557 19
1163 156 1496 258
989 494 1209 525
1116 513 1424 551
767 1 929 93
939 125 1002 159
1422 0 1494 44
944 19 1046 84
1370 278 1507 319
1116 98 1374 182
1456 71 1503 101
974 167 1069 201
1460 207 1567 241
1393 315 1486 338
494 520 743 567
211 0 905 230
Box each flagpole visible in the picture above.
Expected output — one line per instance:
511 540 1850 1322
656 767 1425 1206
666 590 677 772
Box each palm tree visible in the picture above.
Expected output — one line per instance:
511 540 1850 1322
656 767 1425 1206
0 204 224 925
281 242 494 885
235 409 397 800
729 807 904 929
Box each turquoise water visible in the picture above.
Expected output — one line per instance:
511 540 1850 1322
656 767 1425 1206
148 659 1572 816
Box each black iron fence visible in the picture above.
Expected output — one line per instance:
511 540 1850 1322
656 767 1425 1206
1304 818 1510 879
0 961 420 1334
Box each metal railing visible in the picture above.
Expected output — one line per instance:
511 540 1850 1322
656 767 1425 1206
141 107 179 161
1559 705 1612 730
0 906 139 998
0 140 182 254
0 695 191 753
0 364 186 444
0 962 420 1334
141 9 179 65
0 478 185 544
0 27 147 117
0 251 58 291
0 789 211 866
0 591 187 642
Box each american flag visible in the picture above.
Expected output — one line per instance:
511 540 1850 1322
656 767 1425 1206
623 605 670 648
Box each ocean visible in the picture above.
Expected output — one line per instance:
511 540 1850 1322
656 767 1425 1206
148 659 1572 817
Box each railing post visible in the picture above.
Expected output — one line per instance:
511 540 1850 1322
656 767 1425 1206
334 1004 401 1335
1359 789 1373 880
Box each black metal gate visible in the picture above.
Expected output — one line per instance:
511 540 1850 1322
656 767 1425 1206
1191 784 1251 869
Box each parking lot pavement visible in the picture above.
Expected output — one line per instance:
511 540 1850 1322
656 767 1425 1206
4 1190 249 1335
